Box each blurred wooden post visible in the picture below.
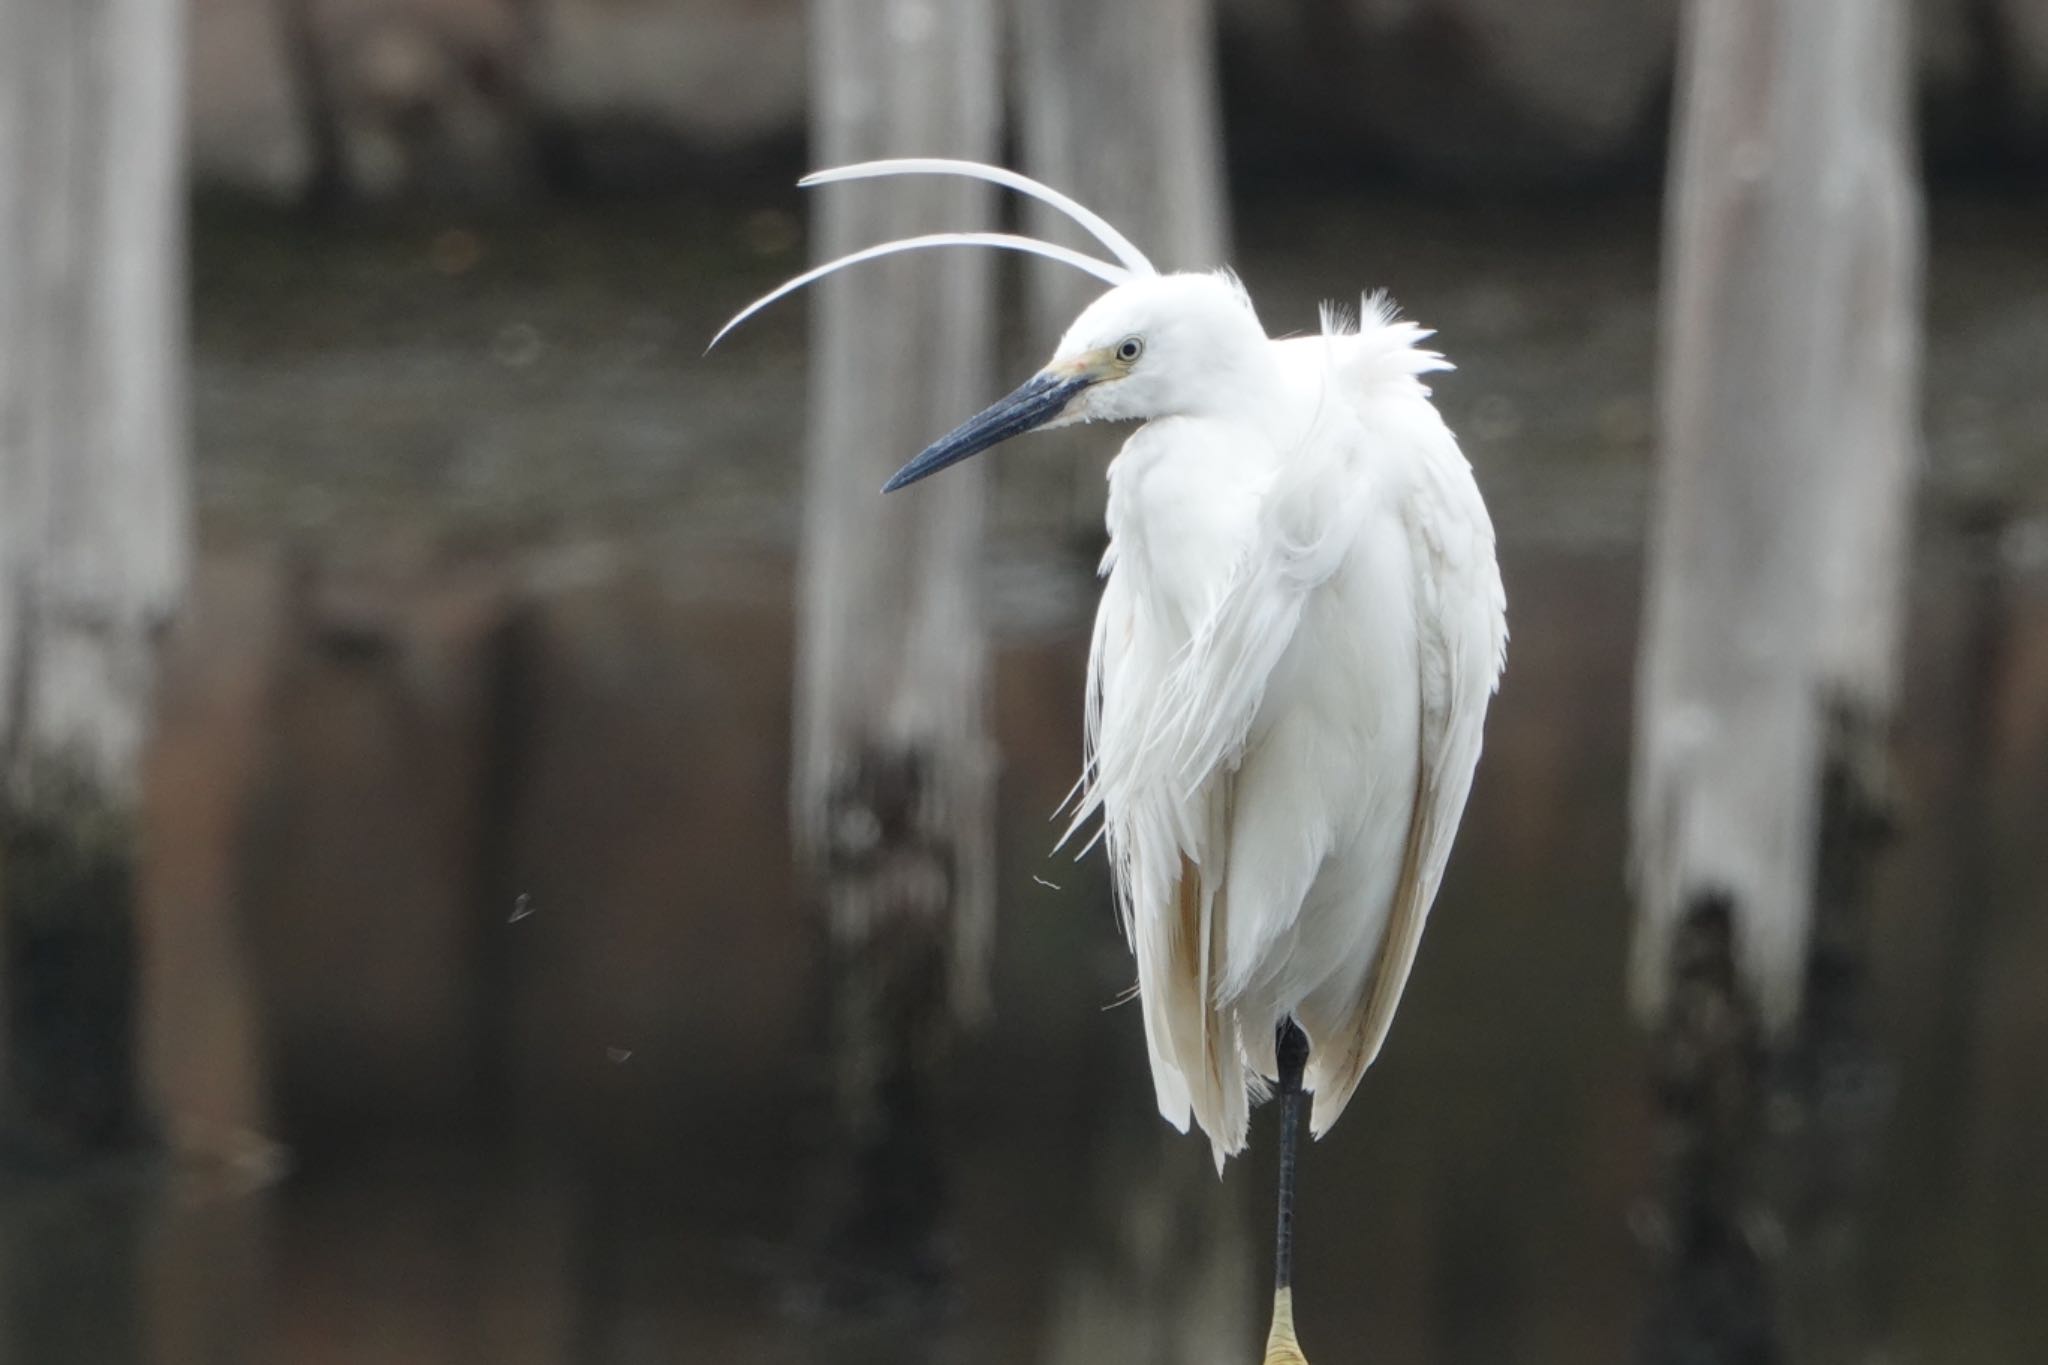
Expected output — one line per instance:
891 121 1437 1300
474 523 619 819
1631 2 1920 1361
797 0 1000 1298
1011 0 1229 537
1009 5 1245 1347
278 0 350 210
0 0 190 1159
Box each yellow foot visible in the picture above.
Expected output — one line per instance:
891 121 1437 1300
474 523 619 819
1261 1286 1310 1364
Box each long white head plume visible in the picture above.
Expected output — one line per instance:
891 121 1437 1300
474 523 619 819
708 158 1157 351
709 232 1130 351
801 158 1158 277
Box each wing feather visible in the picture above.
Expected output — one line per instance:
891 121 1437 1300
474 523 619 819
1071 426 1283 1164
1308 384 1506 1135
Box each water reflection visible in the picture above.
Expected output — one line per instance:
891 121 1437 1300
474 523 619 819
41 534 2029 1365
10 192 2041 1364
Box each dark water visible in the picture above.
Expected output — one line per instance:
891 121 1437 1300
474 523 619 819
4 187 2042 1364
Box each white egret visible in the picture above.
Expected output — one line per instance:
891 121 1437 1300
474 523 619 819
715 159 1507 1365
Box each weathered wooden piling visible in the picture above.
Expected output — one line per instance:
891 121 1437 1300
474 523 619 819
0 0 189 1161
1011 0 1230 537
1632 1 1922 1359
795 0 1000 1305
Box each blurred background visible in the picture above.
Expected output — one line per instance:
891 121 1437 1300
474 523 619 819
1 1 2045 1362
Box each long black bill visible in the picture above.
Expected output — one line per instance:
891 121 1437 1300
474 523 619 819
882 370 1093 493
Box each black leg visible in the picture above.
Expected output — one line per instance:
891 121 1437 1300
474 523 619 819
1265 1019 1312 1363
1274 1018 1310 1291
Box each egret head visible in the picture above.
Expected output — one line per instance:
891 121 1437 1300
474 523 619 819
883 272 1266 490
709 159 1270 492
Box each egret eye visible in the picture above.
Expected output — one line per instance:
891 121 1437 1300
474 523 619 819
1115 336 1144 364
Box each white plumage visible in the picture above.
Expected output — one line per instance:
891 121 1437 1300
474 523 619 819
713 166 1509 1337
1052 280 1508 1168
716 157 1507 1358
